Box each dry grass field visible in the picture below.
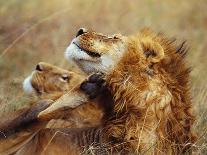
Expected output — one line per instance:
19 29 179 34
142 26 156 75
0 0 206 154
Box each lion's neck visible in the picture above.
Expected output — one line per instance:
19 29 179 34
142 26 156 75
102 79 172 153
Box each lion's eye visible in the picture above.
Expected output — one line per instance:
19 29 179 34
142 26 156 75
60 74 69 82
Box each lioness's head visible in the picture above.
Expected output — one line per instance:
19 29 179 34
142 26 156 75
23 62 85 98
65 28 127 74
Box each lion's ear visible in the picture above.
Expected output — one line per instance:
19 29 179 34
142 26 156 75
141 38 164 63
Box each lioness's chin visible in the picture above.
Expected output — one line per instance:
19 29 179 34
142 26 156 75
23 75 35 94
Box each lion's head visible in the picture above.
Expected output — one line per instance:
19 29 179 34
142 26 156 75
23 62 85 100
65 28 166 75
65 28 127 74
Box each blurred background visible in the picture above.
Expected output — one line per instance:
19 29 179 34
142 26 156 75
0 0 206 153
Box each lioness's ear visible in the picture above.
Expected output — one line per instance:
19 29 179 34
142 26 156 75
141 38 164 63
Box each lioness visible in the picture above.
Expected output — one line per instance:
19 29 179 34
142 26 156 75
23 62 104 127
0 62 106 155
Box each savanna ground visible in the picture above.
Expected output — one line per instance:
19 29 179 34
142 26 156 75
0 0 206 154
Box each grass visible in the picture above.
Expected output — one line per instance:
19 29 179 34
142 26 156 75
0 0 206 154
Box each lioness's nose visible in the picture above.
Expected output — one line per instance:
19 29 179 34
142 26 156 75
76 28 87 37
36 64 43 71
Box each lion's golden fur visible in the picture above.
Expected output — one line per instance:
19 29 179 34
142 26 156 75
62 28 197 154
100 29 197 154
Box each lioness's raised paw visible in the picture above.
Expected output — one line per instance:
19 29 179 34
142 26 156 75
80 72 106 99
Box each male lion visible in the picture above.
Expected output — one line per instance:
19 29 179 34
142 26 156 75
62 28 196 154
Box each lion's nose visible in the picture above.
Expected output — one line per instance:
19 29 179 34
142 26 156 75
76 28 87 37
36 64 43 71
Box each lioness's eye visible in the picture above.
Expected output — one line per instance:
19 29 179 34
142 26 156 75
113 34 121 39
60 74 69 82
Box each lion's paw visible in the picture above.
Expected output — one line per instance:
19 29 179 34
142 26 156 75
80 72 105 99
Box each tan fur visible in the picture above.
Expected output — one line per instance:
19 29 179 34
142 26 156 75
29 62 103 128
63 28 197 154
0 63 104 155
102 30 196 154
30 62 85 100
